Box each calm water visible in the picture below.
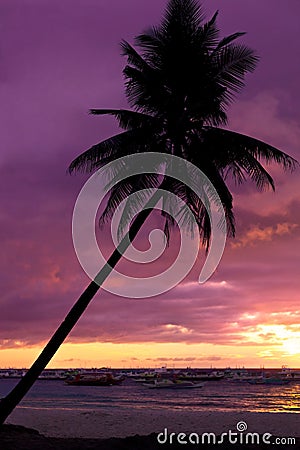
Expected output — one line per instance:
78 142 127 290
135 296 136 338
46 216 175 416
1 379 299 413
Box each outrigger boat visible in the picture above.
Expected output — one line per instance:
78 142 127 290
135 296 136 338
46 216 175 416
178 370 224 381
66 372 124 386
278 366 300 381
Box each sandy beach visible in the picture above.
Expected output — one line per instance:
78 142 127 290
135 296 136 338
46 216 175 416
1 409 299 450
5 408 300 439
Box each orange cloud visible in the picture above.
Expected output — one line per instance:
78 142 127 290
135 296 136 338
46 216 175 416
232 222 298 248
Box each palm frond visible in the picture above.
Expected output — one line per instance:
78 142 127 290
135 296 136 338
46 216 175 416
161 0 205 36
199 163 235 239
213 32 246 52
123 65 169 114
223 161 246 186
115 178 161 240
203 127 298 172
89 109 160 131
134 30 162 61
100 173 161 230
68 128 155 173
213 44 259 101
196 11 219 51
120 40 155 71
236 151 275 191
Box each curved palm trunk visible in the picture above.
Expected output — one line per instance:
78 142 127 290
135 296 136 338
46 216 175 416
0 190 162 425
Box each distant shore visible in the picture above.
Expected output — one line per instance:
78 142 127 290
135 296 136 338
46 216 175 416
5 408 300 440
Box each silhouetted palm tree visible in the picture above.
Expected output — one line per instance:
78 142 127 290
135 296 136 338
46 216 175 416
0 0 297 425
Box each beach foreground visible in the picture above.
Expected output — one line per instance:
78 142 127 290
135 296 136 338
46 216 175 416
1 423 299 450
1 410 300 449
4 408 300 439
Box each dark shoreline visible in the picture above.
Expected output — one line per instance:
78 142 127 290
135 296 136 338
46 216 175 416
1 424 299 450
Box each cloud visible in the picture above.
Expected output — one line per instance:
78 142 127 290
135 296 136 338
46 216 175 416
229 92 300 157
145 356 223 362
0 0 300 368
232 222 298 248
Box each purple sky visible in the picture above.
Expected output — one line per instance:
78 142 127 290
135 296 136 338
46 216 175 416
0 0 300 367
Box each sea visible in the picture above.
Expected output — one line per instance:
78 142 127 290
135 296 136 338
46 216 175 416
0 378 299 414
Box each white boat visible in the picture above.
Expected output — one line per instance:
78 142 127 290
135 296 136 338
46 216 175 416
178 370 224 381
127 370 157 379
128 366 169 380
228 370 263 383
0 369 26 378
38 370 67 380
278 366 300 381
